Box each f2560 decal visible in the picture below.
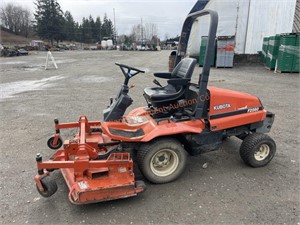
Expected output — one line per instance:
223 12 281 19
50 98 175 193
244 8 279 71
247 107 260 113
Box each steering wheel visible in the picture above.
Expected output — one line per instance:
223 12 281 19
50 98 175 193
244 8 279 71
115 63 145 85
115 63 145 74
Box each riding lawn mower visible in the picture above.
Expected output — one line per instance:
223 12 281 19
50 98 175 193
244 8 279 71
34 4 276 205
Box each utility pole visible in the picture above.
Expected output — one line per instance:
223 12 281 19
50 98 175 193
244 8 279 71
113 8 116 44
141 17 143 44
113 8 116 30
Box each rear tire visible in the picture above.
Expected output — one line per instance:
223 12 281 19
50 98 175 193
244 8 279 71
137 138 187 184
240 133 276 167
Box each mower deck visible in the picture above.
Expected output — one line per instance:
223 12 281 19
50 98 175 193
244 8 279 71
35 117 145 204
60 154 144 204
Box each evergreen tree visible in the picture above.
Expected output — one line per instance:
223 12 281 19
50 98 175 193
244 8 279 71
95 16 102 42
81 17 93 43
64 11 75 41
33 5 115 44
88 15 97 42
74 22 81 42
34 0 65 45
102 13 114 40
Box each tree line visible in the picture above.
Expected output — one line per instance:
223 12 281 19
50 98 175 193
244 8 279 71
1 0 115 45
1 3 32 37
34 0 115 44
1 0 168 46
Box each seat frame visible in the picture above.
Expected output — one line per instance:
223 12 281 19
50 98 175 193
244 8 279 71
143 58 197 118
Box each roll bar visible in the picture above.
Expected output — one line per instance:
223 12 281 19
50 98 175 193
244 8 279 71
176 9 218 119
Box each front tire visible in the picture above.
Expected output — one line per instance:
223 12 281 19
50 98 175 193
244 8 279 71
240 133 276 167
137 138 187 184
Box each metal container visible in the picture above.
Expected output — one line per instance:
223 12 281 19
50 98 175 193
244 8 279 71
216 36 235 68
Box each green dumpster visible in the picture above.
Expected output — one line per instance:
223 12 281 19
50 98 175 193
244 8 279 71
265 36 280 69
199 36 215 67
292 35 299 72
261 37 269 63
277 34 299 73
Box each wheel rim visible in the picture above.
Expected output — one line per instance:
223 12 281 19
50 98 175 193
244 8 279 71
51 141 60 148
254 144 270 161
150 149 179 177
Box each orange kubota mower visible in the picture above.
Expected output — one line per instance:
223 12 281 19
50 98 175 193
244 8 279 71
34 7 276 204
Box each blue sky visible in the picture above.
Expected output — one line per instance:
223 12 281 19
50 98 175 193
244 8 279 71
3 0 197 38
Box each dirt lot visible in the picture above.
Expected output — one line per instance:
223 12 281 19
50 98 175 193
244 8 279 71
0 50 299 225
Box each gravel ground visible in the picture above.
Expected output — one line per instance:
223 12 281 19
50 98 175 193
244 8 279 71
0 50 299 225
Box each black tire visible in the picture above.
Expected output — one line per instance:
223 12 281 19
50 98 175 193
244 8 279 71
47 136 63 150
36 176 58 197
240 133 276 167
137 138 187 184
135 180 147 191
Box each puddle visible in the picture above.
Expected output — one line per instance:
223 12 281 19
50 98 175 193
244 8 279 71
0 75 64 101
54 59 77 64
23 67 43 72
0 61 26 65
13 65 45 71
77 75 111 83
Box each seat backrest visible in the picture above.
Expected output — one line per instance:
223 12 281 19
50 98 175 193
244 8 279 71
171 58 197 79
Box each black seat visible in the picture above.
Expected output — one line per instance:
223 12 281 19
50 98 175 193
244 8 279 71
144 58 197 104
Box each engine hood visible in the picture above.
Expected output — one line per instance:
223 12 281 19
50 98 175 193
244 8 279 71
208 86 263 118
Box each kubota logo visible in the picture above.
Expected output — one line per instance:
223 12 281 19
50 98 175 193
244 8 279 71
213 103 231 110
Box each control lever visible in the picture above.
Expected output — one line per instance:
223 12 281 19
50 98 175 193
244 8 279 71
153 79 163 87
129 84 136 89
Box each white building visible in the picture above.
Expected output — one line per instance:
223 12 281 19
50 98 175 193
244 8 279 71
187 0 297 56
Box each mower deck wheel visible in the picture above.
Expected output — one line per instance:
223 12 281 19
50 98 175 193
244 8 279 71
239 133 276 167
135 180 147 190
47 136 63 150
137 138 187 184
36 176 58 197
